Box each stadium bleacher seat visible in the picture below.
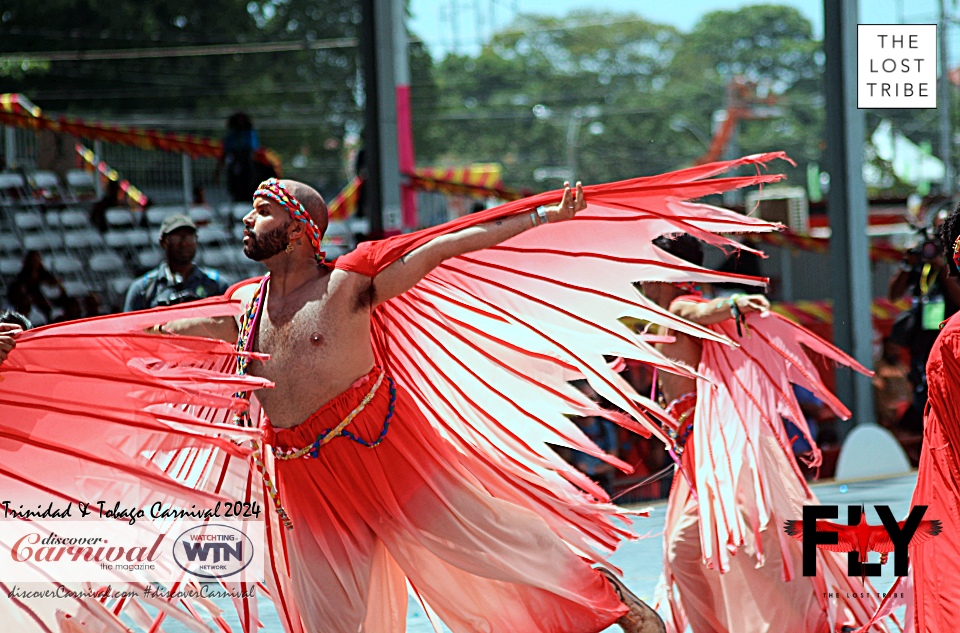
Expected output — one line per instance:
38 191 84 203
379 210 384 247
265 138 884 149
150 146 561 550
64 229 106 250
50 254 84 277
145 206 188 228
197 225 230 245
0 257 21 276
188 205 214 225
0 172 33 207
65 169 98 200
105 208 136 229
29 171 74 205
90 252 125 275
136 249 163 270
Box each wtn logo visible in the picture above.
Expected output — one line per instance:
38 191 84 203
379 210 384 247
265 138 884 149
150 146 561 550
180 540 244 564
783 505 941 578
173 525 254 580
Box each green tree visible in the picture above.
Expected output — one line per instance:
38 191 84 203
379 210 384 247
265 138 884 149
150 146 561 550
416 11 685 191
662 5 823 182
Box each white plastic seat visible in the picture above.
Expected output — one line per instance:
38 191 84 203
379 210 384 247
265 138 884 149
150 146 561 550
59 209 90 229
65 169 97 196
200 247 233 268
23 233 62 251
231 203 252 221
0 257 21 276
29 171 72 203
146 206 189 227
105 229 151 249
105 208 135 229
64 229 105 250
197 225 230 245
189 206 214 225
137 249 163 270
62 279 91 297
14 212 44 232
50 255 84 276
111 276 134 297
0 234 21 253
89 252 125 274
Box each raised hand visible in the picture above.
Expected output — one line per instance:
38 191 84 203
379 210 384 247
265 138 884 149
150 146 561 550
546 181 586 223
0 323 23 366
737 294 770 314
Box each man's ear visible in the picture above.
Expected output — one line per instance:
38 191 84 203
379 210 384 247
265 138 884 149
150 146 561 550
287 221 305 241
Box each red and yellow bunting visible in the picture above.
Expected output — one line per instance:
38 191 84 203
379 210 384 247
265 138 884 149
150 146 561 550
75 143 148 208
772 297 911 329
0 93 280 174
407 163 524 201
327 176 363 221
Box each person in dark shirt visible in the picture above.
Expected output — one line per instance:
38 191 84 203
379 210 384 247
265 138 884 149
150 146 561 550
123 214 228 311
889 228 960 433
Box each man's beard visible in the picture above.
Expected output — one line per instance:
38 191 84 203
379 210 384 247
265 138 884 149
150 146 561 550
243 225 289 261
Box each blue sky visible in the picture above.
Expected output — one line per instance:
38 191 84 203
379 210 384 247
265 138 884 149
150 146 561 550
408 0 947 59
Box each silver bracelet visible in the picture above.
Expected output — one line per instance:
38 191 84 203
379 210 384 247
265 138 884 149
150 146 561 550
529 211 539 227
537 206 550 225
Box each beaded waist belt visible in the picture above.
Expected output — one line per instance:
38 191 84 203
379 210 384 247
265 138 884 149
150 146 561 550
664 392 697 458
273 370 397 460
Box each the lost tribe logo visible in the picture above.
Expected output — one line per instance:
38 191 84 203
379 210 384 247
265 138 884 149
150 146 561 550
173 524 254 580
784 505 941 578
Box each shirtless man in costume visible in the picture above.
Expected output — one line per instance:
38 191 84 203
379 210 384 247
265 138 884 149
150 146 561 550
152 178 664 632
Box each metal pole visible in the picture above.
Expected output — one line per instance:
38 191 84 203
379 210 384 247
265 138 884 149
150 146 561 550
4 126 15 169
940 0 954 195
181 154 193 210
823 0 876 428
93 140 104 198
566 109 582 185
359 0 403 238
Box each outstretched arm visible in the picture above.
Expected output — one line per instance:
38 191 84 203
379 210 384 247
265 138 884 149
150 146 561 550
148 316 239 343
670 293 770 326
371 182 585 306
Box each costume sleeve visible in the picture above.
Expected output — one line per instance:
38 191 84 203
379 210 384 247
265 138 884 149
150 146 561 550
928 329 960 454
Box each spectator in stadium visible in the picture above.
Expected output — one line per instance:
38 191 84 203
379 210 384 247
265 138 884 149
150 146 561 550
889 211 960 434
216 112 260 202
14 250 65 322
90 178 122 233
82 292 104 318
5 281 47 328
874 336 914 430
53 296 84 323
123 214 227 311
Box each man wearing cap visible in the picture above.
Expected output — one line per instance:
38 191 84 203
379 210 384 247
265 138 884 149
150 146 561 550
123 213 228 311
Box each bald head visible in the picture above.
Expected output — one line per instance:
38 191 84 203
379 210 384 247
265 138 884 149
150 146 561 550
279 179 328 237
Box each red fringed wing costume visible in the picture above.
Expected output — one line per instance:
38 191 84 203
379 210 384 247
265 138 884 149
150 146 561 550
0 153 887 632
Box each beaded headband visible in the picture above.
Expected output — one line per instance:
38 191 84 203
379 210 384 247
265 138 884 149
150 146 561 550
253 178 326 265
953 234 960 269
